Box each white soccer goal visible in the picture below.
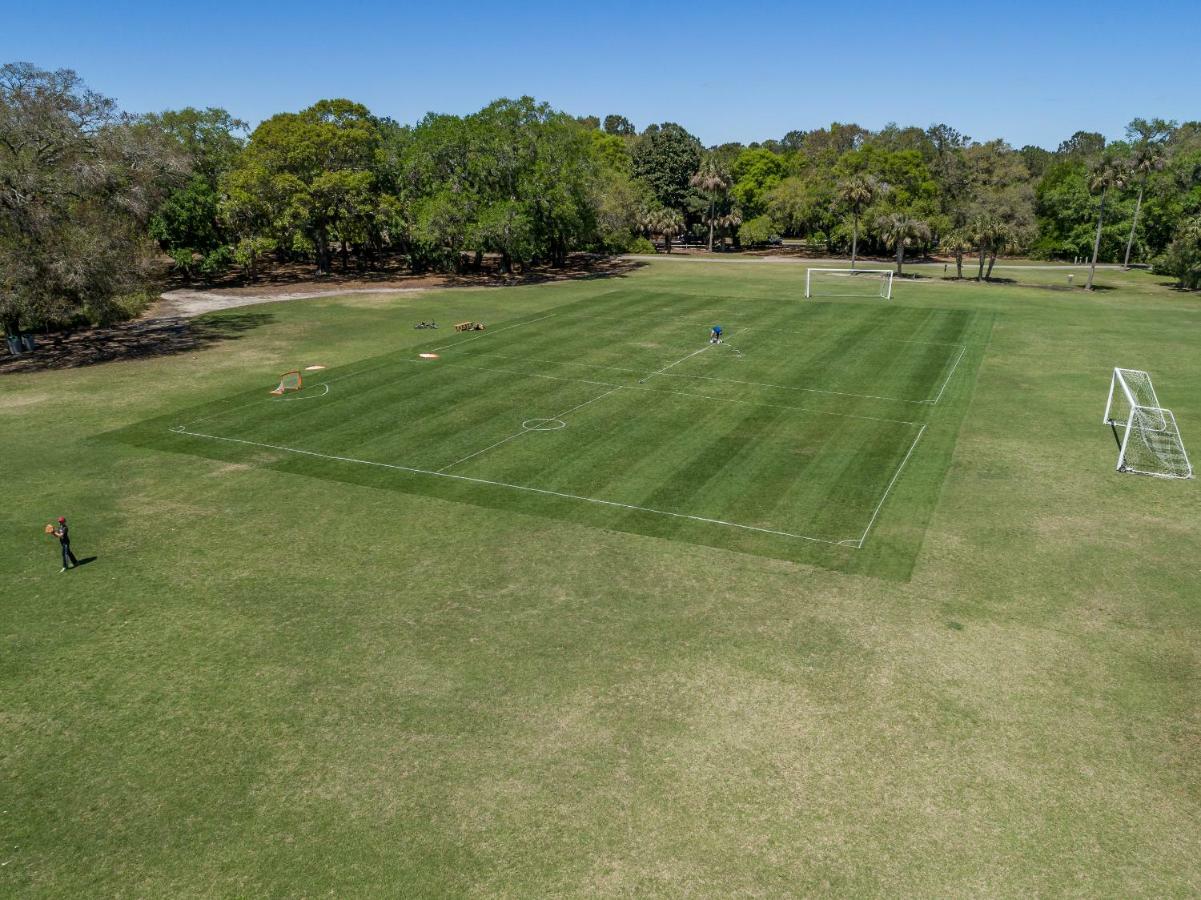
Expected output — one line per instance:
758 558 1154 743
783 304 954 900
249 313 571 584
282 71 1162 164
805 268 894 300
1103 368 1193 479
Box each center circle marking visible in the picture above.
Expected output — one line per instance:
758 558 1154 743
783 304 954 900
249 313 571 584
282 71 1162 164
522 418 567 431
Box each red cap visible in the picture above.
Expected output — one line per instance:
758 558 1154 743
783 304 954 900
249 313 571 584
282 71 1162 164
57 516 66 523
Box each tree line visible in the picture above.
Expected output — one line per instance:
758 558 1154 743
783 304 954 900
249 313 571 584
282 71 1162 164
3 61 1201 335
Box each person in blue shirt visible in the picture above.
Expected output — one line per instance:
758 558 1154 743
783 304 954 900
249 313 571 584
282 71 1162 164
710 325 723 344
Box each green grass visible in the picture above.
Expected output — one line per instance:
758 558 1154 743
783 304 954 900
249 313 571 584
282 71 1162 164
3 260 1200 896
115 289 988 578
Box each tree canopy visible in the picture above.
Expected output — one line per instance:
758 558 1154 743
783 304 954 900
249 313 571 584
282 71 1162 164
6 57 1201 337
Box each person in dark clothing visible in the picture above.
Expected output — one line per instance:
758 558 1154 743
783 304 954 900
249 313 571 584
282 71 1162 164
54 516 79 572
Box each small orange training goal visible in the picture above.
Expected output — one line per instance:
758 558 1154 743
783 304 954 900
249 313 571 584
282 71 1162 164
270 370 302 395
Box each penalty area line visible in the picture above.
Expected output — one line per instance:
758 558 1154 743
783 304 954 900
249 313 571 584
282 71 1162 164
168 425 852 548
928 345 967 405
855 424 927 548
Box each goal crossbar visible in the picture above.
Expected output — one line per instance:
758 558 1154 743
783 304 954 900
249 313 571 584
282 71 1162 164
805 268 893 300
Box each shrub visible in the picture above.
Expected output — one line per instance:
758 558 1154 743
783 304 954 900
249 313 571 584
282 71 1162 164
738 215 776 247
628 237 657 255
1156 218 1201 290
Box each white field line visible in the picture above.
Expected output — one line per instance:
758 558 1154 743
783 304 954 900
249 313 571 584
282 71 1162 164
725 324 966 348
638 345 713 383
429 314 556 352
437 387 623 472
179 359 399 429
855 425 927 548
168 425 851 547
654 370 930 406
270 383 330 401
929 345 967 405
469 352 646 376
410 357 921 426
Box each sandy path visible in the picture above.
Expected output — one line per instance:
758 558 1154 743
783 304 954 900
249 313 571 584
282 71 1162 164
154 286 430 318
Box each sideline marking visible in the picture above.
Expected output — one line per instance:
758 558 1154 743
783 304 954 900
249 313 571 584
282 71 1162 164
168 425 852 547
855 425 927 548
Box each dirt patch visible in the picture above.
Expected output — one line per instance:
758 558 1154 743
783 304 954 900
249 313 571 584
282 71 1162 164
152 254 644 318
0 392 52 411
2 255 642 373
153 287 430 318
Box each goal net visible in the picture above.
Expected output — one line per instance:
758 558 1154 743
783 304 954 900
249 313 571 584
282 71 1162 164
805 268 894 300
1103 368 1192 479
270 370 302 395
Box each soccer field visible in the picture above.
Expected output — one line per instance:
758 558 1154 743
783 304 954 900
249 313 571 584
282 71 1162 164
6 261 1201 896
124 288 988 576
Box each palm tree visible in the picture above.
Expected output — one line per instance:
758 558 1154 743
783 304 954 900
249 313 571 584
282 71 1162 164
835 174 880 269
876 213 931 276
639 206 685 254
1086 156 1130 291
941 230 971 279
1122 142 1167 269
690 157 732 252
717 208 742 249
967 215 1006 281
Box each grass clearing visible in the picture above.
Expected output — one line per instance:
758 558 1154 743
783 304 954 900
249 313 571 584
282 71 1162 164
3 260 1200 896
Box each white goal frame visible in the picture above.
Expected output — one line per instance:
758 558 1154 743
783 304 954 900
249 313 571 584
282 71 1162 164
1103 368 1193 479
805 268 894 300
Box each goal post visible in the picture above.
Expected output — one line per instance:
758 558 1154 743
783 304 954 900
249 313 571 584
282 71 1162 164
805 268 894 300
1103 368 1192 479
270 370 302 395
1102 367 1160 427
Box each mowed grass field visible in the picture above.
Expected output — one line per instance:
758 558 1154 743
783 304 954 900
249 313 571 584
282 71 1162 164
119 287 989 578
2 259 1200 895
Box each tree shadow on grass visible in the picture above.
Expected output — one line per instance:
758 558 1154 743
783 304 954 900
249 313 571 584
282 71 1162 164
0 312 274 375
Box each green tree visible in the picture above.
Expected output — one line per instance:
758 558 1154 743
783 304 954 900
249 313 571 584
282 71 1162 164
738 215 775 247
140 107 247 184
1121 119 1173 268
632 123 702 211
602 114 635 136
729 148 786 218
690 155 732 251
875 213 931 275
961 141 1035 274
1057 131 1106 158
0 62 181 334
1086 153 1130 290
1157 216 1201 289
834 174 881 268
223 98 383 274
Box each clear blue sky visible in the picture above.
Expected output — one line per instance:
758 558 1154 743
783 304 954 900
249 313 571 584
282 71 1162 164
3 0 1197 149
